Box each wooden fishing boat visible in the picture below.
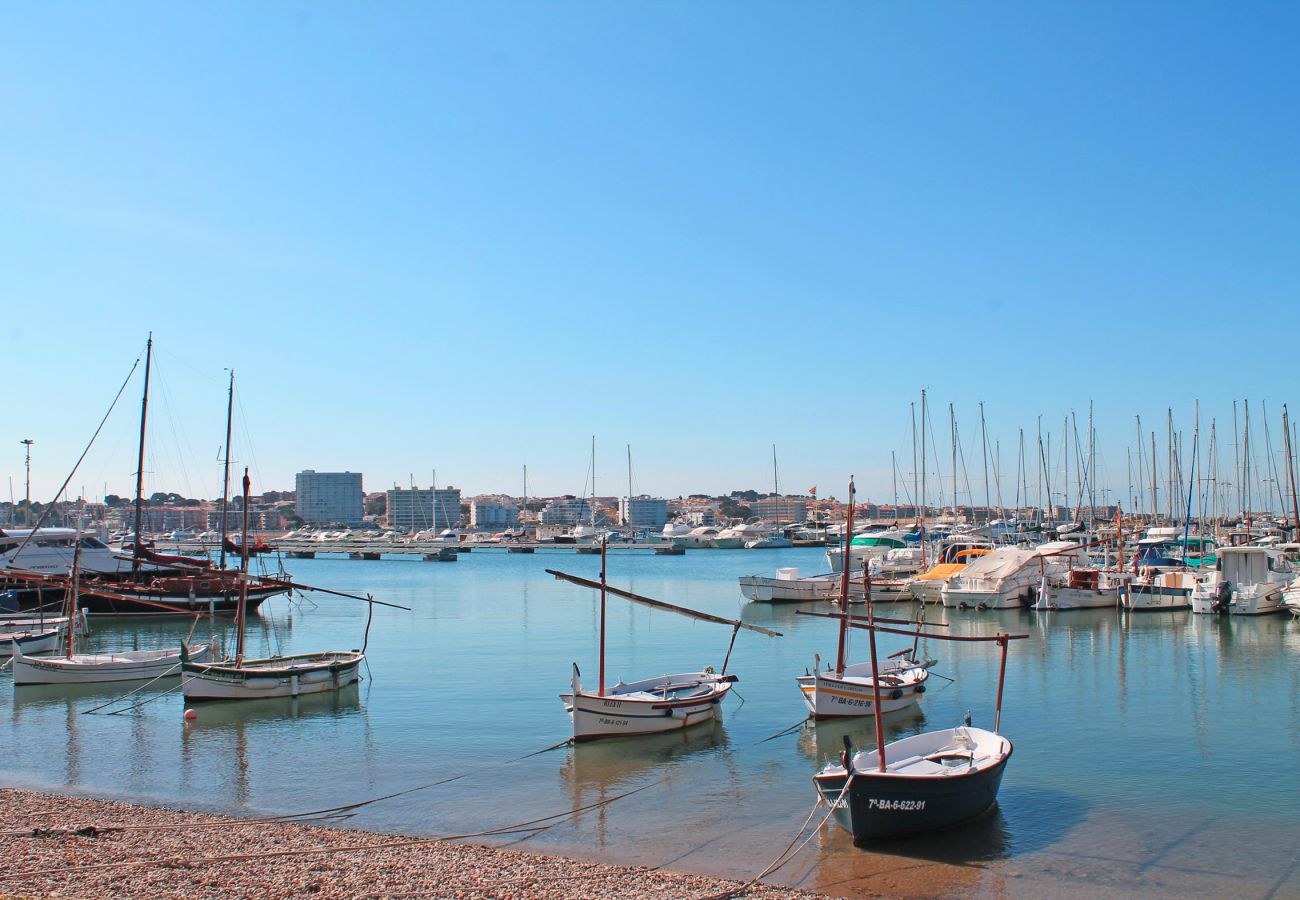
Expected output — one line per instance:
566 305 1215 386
797 480 931 719
11 538 217 684
15 641 216 684
549 543 780 742
181 470 367 703
811 557 1027 843
813 723 1012 842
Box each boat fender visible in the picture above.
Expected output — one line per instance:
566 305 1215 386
976 602 990 612
958 602 971 610
890 688 904 700
914 683 926 694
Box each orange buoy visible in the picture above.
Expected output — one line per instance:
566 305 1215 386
183 708 198 721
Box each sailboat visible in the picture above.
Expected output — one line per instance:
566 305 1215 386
811 552 1027 843
72 347 289 615
795 479 930 718
12 534 215 684
180 470 364 701
549 542 781 741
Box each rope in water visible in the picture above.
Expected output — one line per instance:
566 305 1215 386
700 773 857 900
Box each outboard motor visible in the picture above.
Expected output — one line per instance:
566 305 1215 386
1212 581 1233 615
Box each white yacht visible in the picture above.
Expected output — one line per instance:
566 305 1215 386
713 522 768 549
0 528 168 577
1191 546 1292 615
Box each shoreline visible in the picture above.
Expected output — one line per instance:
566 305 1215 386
0 787 824 899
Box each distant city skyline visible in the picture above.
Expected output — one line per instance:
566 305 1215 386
4 4 1298 513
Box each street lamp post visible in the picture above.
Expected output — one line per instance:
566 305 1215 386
20 439 33 527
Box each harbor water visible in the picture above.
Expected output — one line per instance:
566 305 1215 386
4 547 1299 897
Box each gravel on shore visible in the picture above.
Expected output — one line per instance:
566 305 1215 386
0 788 828 899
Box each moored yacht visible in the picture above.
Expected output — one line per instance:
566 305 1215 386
1190 546 1292 615
942 541 1084 609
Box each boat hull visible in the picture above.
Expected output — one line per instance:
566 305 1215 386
1124 584 1191 612
12 641 215 685
942 587 1030 610
561 672 732 741
76 585 284 617
1 628 60 658
797 665 927 719
1037 587 1120 610
814 735 1011 843
181 651 363 701
738 575 840 603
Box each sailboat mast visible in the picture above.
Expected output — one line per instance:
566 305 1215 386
980 401 990 524
627 444 633 526
1150 431 1158 524
235 468 250 666
836 477 856 675
1283 405 1300 537
131 334 153 573
949 403 957 518
910 402 918 524
920 390 927 563
590 436 596 527
219 370 234 570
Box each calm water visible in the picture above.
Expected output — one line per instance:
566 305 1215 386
5 547 1300 897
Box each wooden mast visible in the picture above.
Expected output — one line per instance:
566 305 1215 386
218 370 234 570
235 468 250 666
131 334 152 573
598 535 607 696
66 509 84 658
864 527 887 772
835 477 856 676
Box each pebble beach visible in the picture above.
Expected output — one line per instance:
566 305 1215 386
0 788 822 899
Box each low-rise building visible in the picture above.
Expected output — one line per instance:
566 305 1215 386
749 496 808 523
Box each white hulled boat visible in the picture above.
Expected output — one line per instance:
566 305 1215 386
181 470 366 701
1036 567 1130 610
551 543 779 742
942 541 1084 609
797 480 930 719
1190 546 1292 615
739 567 847 603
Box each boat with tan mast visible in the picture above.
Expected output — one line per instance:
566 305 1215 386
548 539 781 742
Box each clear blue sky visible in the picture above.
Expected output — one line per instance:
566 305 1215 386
3 2 1298 510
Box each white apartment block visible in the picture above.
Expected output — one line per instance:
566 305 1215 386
387 487 462 532
618 496 669 528
470 499 518 530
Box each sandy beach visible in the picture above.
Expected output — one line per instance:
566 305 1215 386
0 787 826 899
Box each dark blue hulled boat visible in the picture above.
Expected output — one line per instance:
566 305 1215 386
809 560 1025 845
813 724 1012 843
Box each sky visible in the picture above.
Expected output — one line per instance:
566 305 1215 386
2 2 1298 511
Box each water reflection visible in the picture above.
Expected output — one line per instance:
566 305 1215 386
795 708 929 765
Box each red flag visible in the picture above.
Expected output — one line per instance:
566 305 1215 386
808 486 817 497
